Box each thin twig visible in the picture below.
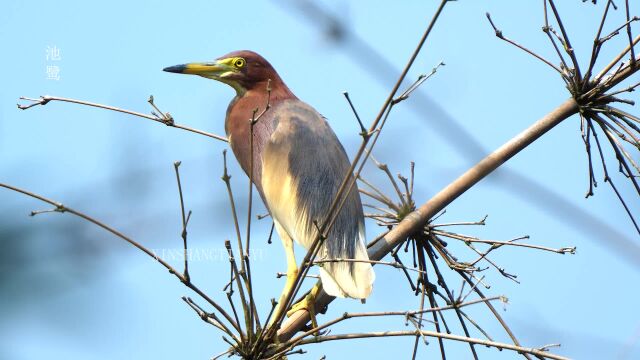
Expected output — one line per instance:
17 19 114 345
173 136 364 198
393 61 445 105
343 91 368 138
313 258 428 275
625 0 636 66
245 80 272 347
212 349 233 360
594 34 640 83
16 95 228 142
486 13 564 75
295 330 569 360
174 161 191 282
285 296 505 351
547 0 583 79
433 230 576 254
423 237 479 359
182 296 239 343
224 240 252 343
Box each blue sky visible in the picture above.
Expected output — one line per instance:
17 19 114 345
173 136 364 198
1 1 639 359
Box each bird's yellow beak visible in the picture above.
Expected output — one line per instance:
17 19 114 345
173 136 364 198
164 57 247 94
163 60 236 79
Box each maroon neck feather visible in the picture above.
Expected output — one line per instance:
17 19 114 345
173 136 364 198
224 71 298 198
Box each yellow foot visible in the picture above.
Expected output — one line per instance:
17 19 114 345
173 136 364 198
286 284 321 331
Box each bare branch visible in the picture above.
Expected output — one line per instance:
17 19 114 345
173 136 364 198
295 330 569 360
486 12 564 75
547 0 583 79
343 91 368 139
17 95 228 142
433 230 577 254
393 61 445 105
173 161 191 282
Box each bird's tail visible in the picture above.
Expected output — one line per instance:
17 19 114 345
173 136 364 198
319 231 375 299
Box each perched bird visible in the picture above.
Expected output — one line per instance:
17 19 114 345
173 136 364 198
164 50 374 325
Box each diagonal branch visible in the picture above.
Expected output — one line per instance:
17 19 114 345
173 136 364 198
278 98 580 341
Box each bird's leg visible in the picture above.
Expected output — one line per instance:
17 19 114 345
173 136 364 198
269 229 298 329
286 282 321 332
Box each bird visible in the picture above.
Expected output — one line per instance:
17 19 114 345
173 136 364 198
163 50 374 327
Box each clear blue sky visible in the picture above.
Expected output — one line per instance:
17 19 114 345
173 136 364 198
1 1 639 359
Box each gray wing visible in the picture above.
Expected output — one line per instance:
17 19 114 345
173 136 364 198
261 100 363 260
261 99 374 298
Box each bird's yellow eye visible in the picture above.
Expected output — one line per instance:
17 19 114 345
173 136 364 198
234 58 245 68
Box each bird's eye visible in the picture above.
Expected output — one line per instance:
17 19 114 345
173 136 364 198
234 58 245 68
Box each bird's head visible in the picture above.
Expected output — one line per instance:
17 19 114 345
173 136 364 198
163 50 280 96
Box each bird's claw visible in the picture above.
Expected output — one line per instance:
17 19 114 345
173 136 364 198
287 289 319 332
